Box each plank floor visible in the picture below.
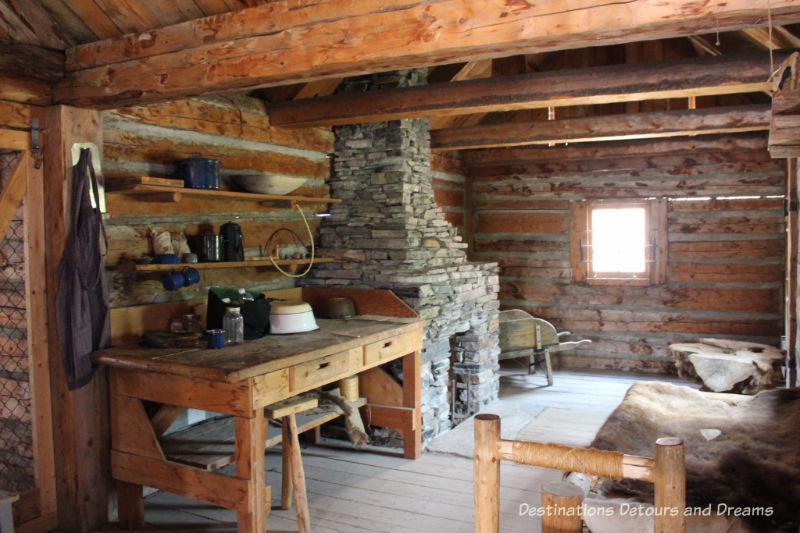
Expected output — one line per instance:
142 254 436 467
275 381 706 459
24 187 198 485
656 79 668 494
123 370 688 532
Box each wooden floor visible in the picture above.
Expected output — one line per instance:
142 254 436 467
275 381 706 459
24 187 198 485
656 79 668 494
129 370 687 532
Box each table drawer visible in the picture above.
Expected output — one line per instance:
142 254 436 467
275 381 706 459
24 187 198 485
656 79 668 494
364 330 421 367
291 349 353 392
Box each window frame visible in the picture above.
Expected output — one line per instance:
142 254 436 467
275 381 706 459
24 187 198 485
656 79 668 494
570 198 667 286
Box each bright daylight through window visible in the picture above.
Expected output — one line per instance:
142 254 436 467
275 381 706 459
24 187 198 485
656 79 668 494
590 206 647 275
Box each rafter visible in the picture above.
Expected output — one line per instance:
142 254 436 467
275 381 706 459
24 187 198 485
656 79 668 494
740 25 800 49
430 105 770 150
269 54 780 128
55 0 800 108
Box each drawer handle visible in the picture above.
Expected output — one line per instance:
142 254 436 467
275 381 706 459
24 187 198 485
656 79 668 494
316 362 331 371
383 341 393 349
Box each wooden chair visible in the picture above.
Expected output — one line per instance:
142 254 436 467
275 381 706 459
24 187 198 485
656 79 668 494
473 413 686 533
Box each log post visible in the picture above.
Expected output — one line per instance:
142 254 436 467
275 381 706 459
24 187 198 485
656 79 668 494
541 482 583 533
654 437 686 533
474 414 500 533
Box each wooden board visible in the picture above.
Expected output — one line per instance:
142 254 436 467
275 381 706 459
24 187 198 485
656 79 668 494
56 0 800 107
159 398 367 470
115 183 341 205
113 257 333 272
95 318 425 383
432 105 770 150
269 53 779 127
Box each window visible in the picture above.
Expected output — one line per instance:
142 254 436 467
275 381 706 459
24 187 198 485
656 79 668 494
570 198 667 285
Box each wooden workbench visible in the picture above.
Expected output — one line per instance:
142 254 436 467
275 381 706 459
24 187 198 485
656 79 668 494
93 315 424 532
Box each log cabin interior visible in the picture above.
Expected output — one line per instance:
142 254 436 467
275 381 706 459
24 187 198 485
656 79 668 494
1 1 800 532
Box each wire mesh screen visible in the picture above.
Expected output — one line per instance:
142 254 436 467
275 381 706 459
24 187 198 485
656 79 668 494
0 151 33 493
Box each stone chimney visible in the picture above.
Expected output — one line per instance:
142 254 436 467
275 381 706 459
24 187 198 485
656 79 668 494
302 69 500 441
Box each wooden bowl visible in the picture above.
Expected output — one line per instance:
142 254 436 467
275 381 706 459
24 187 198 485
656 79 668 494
232 174 308 195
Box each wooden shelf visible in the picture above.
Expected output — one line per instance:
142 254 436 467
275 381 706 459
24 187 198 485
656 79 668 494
112 257 333 272
108 183 342 205
160 397 367 471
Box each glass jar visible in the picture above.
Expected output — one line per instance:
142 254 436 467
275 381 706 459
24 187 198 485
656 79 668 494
223 306 244 345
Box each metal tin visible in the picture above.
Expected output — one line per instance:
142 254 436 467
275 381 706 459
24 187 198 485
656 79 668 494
175 157 220 190
207 329 225 349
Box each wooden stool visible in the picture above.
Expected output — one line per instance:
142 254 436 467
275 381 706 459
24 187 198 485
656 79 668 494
265 396 318 533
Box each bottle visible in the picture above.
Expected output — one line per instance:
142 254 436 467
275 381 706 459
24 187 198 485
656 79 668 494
223 306 244 345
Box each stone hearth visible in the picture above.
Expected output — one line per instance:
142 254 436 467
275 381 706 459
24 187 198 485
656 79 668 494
302 70 500 441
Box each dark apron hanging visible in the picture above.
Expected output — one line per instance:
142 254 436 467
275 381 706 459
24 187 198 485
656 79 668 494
56 148 111 390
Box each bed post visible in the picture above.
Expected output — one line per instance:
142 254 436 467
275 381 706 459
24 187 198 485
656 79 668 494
474 414 500 533
654 437 686 533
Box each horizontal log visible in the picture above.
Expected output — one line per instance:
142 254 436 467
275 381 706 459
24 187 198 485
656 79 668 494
0 101 31 131
433 187 464 208
269 53 781 127
431 105 771 150
473 200 569 213
56 0 800 107
474 211 567 234
109 98 334 153
430 152 465 175
668 198 782 212
469 157 779 179
667 215 783 234
670 262 784 283
0 75 51 106
498 282 781 313
104 217 320 264
0 41 63 83
556 354 674 373
442 212 463 229
470 176 784 199
669 239 784 259
533 314 781 336
103 130 329 179
463 133 769 166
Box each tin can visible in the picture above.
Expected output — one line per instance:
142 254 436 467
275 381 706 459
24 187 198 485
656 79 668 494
207 329 225 349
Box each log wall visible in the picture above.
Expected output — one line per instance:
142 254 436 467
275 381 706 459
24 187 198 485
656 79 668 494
102 96 334 309
431 151 467 235
466 134 786 372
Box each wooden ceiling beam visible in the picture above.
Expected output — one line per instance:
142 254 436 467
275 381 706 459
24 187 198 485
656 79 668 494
0 41 63 104
55 0 800 108
463 133 769 165
740 26 800 49
269 53 781 128
430 105 771 150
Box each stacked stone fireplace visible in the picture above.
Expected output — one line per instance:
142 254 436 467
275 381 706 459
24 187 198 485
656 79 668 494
302 70 500 441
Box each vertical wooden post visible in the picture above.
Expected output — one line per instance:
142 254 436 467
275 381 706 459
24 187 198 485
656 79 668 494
465 174 474 257
474 414 500 533
280 422 294 510
234 412 267 533
654 437 685 533
22 107 58 530
791 158 800 388
402 348 422 459
42 105 110 532
116 481 144 530
285 414 310 533
541 482 583 533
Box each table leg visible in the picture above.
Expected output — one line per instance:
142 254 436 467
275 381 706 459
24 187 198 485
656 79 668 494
285 414 310 533
117 480 144 530
235 412 268 533
280 421 293 510
402 349 422 459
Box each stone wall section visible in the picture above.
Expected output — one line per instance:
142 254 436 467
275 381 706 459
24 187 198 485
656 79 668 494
303 70 500 440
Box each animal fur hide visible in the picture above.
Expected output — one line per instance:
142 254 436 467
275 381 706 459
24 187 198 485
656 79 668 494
590 382 800 531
